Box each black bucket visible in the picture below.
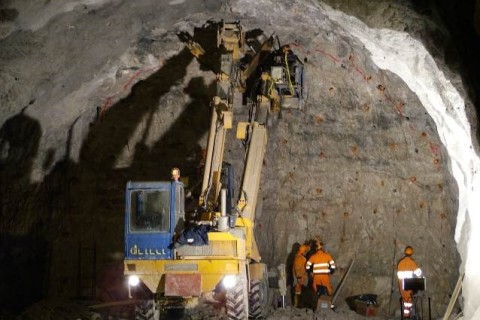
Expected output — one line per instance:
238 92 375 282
346 293 378 310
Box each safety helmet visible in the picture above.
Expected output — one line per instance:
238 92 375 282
298 245 309 254
405 246 414 256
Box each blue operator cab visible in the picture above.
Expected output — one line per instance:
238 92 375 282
124 180 185 260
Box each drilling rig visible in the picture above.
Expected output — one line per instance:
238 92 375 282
123 20 305 319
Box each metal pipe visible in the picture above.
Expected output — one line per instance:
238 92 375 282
442 273 464 320
221 189 226 216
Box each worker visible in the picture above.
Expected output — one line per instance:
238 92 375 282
397 246 422 318
171 167 180 182
305 240 336 310
292 244 310 307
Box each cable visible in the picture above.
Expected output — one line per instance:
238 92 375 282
284 51 295 95
388 209 398 317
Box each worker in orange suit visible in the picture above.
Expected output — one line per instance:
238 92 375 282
305 240 336 309
397 246 422 318
292 244 310 307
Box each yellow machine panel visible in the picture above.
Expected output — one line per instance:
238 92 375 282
125 258 242 294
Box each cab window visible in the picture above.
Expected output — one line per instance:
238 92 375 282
130 190 170 232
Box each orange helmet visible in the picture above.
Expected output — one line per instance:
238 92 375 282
298 245 310 254
405 246 414 256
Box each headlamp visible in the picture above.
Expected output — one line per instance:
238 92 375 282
128 275 140 286
222 275 237 289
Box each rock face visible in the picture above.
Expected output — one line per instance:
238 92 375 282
0 0 469 318
254 40 459 315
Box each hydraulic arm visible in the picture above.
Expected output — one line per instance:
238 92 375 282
123 20 305 320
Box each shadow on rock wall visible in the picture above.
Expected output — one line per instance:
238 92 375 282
65 46 214 303
0 47 215 314
0 111 48 313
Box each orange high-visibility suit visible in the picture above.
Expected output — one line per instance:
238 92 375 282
306 249 336 296
397 246 421 318
292 245 309 296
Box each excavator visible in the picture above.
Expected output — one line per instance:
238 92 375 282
123 20 305 319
